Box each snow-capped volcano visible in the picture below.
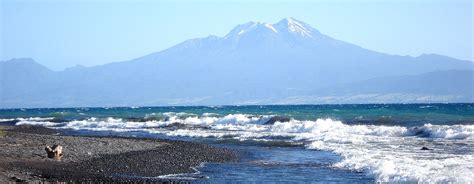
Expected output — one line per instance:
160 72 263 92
224 18 320 38
226 18 319 38
2 18 472 107
172 18 340 53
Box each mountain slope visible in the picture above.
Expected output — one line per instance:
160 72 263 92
88 18 470 92
272 70 473 104
333 70 474 95
1 18 473 107
0 58 56 104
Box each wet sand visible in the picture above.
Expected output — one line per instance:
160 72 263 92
0 125 239 183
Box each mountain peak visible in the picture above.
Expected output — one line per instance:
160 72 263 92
2 57 35 64
225 18 320 39
226 21 278 38
274 17 318 37
277 17 300 24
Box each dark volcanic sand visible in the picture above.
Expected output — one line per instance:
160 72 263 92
0 125 239 183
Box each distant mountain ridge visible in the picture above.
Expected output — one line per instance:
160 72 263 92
1 18 473 108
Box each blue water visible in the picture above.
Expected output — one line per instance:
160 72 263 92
195 146 374 183
2 104 473 124
1 104 473 183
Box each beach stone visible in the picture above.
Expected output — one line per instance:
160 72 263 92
264 116 291 125
10 176 24 182
45 145 63 160
421 146 431 150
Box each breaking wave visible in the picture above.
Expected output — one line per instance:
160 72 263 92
11 113 474 183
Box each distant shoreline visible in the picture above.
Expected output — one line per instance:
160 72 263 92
1 102 473 110
0 125 239 183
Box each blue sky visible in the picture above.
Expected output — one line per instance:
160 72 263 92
1 0 472 70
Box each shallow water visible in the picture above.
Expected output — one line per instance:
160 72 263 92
194 145 374 183
2 104 473 183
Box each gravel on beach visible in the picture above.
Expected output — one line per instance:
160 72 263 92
0 125 239 183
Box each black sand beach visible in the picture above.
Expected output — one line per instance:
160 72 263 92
0 125 239 183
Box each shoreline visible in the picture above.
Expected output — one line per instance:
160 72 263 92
0 125 239 183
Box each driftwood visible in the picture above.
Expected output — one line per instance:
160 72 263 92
45 145 63 160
